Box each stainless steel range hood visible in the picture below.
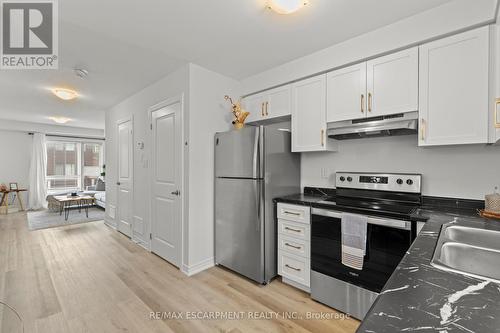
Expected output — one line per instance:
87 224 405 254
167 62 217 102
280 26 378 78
327 111 418 140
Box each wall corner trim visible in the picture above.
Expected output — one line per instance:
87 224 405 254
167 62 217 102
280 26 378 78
180 257 215 277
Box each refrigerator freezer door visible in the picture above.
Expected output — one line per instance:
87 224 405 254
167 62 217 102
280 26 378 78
215 126 262 179
215 178 265 283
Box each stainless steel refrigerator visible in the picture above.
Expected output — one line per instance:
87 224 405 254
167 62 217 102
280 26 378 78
215 124 300 284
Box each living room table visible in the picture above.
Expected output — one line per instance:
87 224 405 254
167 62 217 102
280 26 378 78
53 195 95 221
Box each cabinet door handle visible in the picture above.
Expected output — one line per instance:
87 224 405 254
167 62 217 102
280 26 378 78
420 118 426 141
285 226 302 233
285 243 302 250
321 129 325 146
261 103 265 117
368 93 372 112
265 101 269 116
284 210 300 216
361 94 365 113
285 264 301 272
495 98 500 128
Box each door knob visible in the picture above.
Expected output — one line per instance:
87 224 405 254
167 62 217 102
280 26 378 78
171 190 180 196
116 182 121 186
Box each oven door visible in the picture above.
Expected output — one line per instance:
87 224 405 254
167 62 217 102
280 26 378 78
311 208 412 293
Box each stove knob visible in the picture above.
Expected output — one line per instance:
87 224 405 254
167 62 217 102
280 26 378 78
396 178 403 185
339 176 346 182
347 177 353 182
406 179 414 185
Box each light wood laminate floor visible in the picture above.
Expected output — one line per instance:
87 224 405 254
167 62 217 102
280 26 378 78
0 212 359 333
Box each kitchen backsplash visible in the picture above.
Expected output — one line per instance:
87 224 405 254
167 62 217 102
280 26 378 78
301 135 500 200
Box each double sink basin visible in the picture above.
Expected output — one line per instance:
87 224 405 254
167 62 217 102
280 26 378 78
431 223 500 283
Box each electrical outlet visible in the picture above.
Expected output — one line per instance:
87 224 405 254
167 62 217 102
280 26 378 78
321 168 329 179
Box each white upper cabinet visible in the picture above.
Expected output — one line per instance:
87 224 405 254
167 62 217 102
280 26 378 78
267 85 292 119
491 24 500 143
292 75 337 152
419 27 489 146
242 92 265 123
327 48 418 123
243 85 291 124
367 47 419 117
327 63 367 122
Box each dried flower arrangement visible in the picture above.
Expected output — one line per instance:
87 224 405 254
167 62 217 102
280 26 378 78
225 95 249 129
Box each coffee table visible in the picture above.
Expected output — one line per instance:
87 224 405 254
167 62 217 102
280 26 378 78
53 195 95 221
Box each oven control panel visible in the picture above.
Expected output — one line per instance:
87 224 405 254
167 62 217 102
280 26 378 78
336 172 421 193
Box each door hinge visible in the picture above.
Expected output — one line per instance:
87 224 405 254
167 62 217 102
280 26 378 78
150 233 152 240
150 124 152 130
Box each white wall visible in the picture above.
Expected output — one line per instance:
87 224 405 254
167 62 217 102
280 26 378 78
0 130 32 206
301 135 500 200
105 65 190 246
187 64 240 270
105 63 240 274
241 0 497 94
0 119 105 138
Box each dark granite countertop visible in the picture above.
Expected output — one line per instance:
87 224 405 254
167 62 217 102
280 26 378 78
273 193 328 205
274 193 500 332
357 208 500 333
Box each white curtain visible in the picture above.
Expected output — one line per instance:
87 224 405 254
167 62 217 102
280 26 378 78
28 133 47 210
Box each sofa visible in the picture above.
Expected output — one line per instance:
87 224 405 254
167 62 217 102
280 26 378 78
46 178 106 211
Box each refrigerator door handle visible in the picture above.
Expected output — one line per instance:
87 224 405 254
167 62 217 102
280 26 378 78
254 180 261 232
252 128 259 179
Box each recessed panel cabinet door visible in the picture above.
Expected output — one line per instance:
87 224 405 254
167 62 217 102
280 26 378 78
267 84 291 119
366 47 418 117
242 93 265 123
327 63 367 122
292 75 336 152
419 27 489 146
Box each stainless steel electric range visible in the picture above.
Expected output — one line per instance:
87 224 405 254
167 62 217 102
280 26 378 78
310 172 424 320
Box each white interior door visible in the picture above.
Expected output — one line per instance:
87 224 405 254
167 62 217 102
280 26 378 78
150 99 182 267
117 118 133 237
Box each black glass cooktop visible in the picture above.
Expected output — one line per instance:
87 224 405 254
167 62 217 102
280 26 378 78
316 189 422 221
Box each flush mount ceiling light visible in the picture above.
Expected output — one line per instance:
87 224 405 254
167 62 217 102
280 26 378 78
74 68 89 79
48 116 72 124
267 0 308 14
51 88 79 101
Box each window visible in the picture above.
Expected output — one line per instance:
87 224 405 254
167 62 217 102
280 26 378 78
46 140 104 192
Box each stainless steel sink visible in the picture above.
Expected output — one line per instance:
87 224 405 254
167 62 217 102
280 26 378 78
431 223 500 282
443 225 500 251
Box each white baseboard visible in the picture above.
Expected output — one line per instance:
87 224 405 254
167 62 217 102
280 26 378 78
181 257 214 277
104 217 117 229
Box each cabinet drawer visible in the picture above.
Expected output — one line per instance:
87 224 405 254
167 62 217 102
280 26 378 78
278 251 310 287
278 220 310 241
277 203 310 224
278 235 310 258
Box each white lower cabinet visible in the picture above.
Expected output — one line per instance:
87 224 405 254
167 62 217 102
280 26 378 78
277 203 311 292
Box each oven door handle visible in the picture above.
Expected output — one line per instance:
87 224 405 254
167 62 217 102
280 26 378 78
312 208 411 231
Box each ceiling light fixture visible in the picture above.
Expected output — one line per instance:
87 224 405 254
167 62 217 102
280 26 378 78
267 0 308 14
74 68 89 79
51 88 79 101
48 116 72 124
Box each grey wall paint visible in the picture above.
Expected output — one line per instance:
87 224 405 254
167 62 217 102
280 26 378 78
301 135 500 200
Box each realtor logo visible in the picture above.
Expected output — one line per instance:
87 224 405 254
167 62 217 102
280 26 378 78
1 0 58 69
